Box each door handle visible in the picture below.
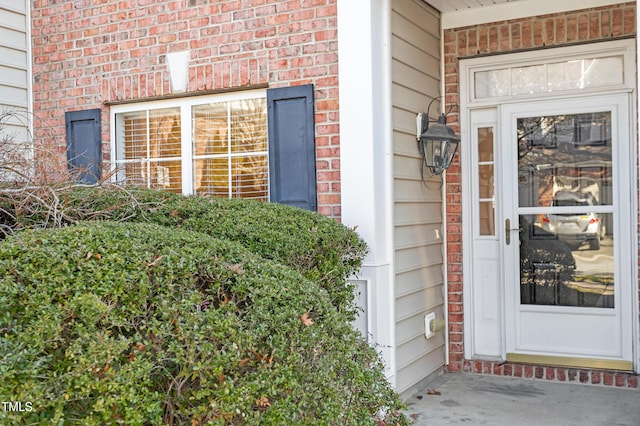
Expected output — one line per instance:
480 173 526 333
505 218 523 245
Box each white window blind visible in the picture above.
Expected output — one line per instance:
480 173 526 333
192 98 268 200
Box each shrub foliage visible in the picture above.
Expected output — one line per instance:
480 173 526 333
0 185 367 319
0 222 407 425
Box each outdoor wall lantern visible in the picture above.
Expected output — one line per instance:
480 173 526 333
416 97 460 176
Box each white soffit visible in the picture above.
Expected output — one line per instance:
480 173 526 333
428 0 628 29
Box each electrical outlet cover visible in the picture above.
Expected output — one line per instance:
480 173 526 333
424 312 436 339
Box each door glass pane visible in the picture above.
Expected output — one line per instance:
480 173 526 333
478 127 494 161
517 112 612 208
474 55 624 99
519 214 613 308
479 165 494 198
511 65 546 95
479 201 495 236
475 68 510 98
547 57 624 91
478 127 495 236
517 111 614 308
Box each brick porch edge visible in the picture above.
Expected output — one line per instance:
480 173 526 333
450 360 639 389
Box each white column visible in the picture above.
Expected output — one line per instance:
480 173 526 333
337 0 396 386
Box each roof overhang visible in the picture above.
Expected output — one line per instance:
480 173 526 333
427 0 629 29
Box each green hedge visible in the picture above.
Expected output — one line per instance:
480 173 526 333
0 222 406 425
0 186 367 319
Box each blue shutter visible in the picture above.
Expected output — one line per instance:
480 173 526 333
267 84 317 211
65 109 102 184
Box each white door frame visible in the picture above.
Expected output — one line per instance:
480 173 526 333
460 39 638 370
501 94 633 367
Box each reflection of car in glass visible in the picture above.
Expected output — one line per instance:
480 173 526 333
541 191 604 250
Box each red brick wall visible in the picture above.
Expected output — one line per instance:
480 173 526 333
443 2 638 386
31 0 341 219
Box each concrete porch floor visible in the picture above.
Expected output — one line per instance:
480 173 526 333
405 373 640 425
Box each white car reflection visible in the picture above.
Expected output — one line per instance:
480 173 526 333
541 191 604 250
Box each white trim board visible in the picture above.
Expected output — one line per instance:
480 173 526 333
337 0 397 386
440 0 627 29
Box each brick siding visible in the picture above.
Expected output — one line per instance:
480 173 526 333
463 360 638 389
443 2 638 386
30 0 341 219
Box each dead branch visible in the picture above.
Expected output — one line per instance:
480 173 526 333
0 108 168 238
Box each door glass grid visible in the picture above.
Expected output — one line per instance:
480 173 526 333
477 127 495 236
517 112 614 308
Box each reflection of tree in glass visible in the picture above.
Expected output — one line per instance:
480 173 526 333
192 99 268 200
517 113 612 161
517 115 569 158
519 217 576 281
230 99 268 198
517 113 613 209
519 216 576 305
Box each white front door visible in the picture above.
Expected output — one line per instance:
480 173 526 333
500 94 633 369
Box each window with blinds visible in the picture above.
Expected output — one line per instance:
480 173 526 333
113 91 268 199
192 98 268 200
116 108 182 192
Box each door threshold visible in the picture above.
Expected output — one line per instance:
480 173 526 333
506 353 633 371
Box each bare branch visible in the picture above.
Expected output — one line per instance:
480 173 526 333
0 108 170 237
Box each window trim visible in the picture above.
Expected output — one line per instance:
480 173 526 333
462 39 636 106
109 89 267 196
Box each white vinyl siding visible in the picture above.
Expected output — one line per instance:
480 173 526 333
392 0 446 394
0 1 29 111
0 1 31 181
